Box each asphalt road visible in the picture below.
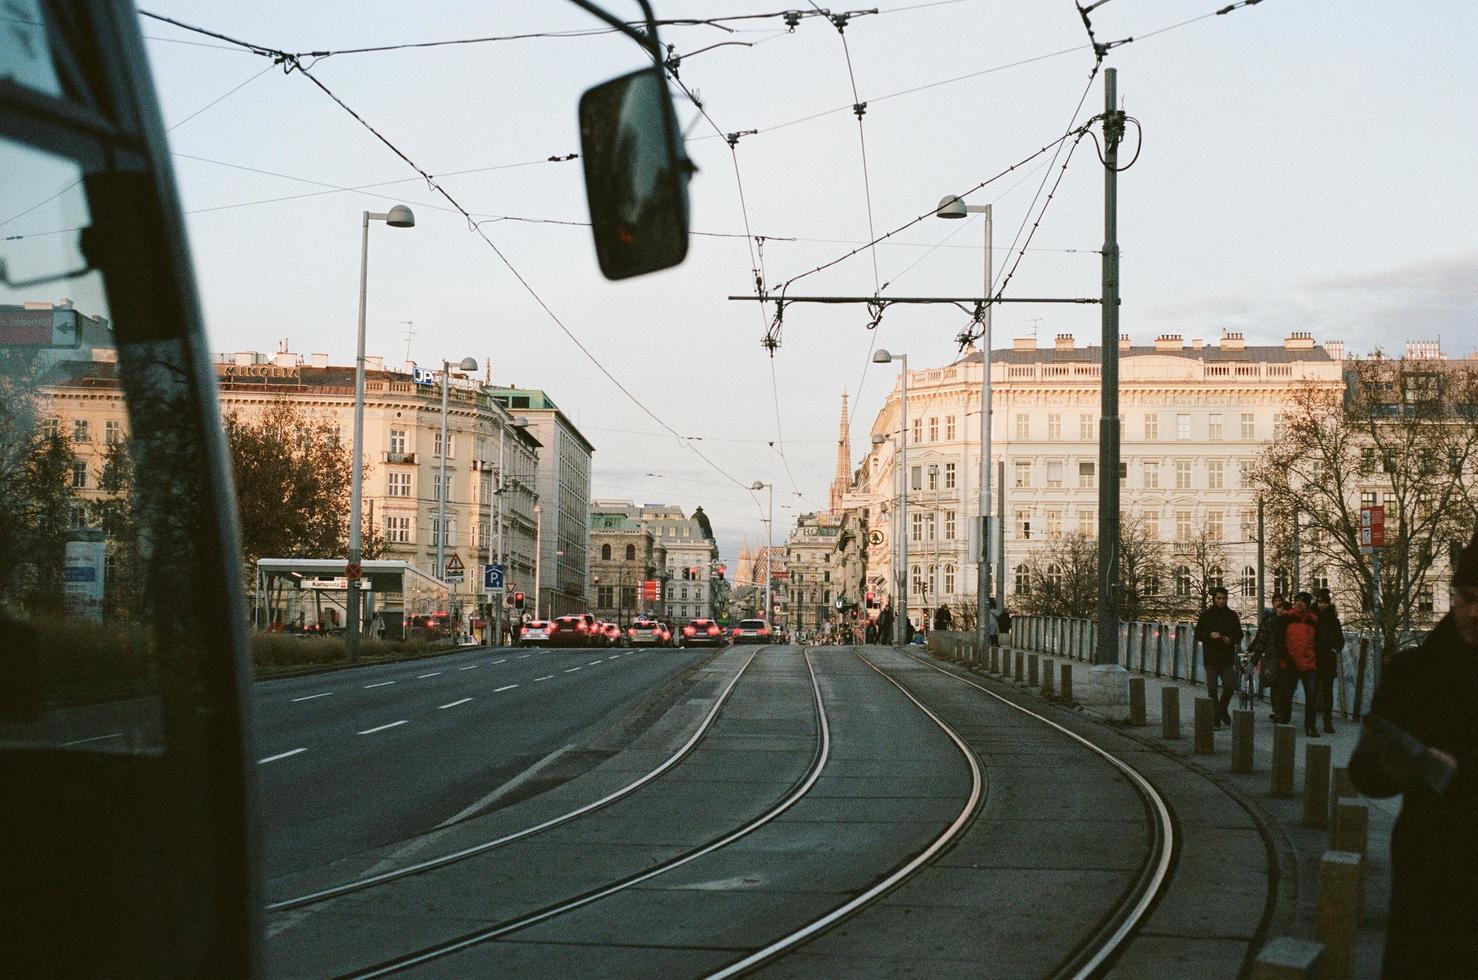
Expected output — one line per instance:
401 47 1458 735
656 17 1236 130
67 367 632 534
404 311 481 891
251 643 711 878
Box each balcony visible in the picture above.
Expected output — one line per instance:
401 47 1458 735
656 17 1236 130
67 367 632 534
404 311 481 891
383 451 417 464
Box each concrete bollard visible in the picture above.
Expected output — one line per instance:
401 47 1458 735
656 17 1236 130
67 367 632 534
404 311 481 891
1271 725 1296 797
1251 937 1324 980
1128 676 1147 726
988 647 998 674
1316 850 1363 979
1303 742 1332 828
1060 662 1073 702
1014 650 1024 682
1161 686 1181 739
1042 657 1056 697
1332 800 1370 919
1194 696 1215 754
1332 766 1356 802
1231 708 1255 773
1028 654 1039 687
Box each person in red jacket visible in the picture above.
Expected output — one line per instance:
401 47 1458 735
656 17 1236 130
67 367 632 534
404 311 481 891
1272 591 1321 735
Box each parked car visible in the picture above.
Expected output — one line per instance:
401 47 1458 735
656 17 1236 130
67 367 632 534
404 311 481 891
598 621 623 646
679 618 727 647
730 619 773 645
548 615 597 647
518 619 554 647
627 619 671 647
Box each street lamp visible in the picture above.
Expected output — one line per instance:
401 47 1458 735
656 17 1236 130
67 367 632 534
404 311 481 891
347 204 416 663
751 481 774 629
936 194 995 646
873 348 909 643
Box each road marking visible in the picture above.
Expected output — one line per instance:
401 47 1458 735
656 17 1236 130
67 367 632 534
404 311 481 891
291 692 332 702
363 681 395 689
605 657 620 662
418 672 442 679
438 698 472 710
258 748 307 764
516 654 531 659
458 664 480 671
494 684 518 692
63 732 123 746
491 659 507 665
588 660 603 666
563 667 581 673
534 675 554 682
358 720 408 735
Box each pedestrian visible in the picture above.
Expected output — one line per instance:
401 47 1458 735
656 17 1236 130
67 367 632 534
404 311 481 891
1194 586 1244 728
991 599 1012 648
877 603 895 645
1313 587 1342 734
1248 598 1286 710
1271 591 1321 735
1349 528 1478 977
864 619 878 644
933 603 952 631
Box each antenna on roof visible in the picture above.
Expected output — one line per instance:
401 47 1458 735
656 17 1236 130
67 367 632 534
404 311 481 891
400 320 416 369
1027 317 1043 341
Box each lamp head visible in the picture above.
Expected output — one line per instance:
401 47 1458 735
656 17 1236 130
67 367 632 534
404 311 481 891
385 204 416 228
871 434 885 446
871 349 894 364
750 481 765 491
456 357 479 371
935 195 968 219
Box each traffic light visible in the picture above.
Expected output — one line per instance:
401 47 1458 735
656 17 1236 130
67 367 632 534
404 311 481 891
514 592 526 610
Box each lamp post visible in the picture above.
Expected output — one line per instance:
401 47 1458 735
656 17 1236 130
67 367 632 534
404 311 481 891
872 431 897 641
347 204 415 663
751 481 774 628
437 356 479 578
532 502 543 619
928 462 940 612
935 194 994 646
873 349 909 643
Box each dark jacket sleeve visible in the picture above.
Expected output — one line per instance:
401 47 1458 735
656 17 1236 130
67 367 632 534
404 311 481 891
1193 609 1212 647
1225 610 1244 646
1349 649 1422 798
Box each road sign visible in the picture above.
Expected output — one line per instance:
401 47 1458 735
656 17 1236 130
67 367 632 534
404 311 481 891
1360 505 1386 548
483 563 506 591
345 561 362 582
641 579 659 602
867 529 885 546
444 553 465 582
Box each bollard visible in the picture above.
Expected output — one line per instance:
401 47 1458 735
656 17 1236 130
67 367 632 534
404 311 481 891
1332 766 1356 801
1193 697 1215 753
1332 800 1370 918
1014 650 1024 682
1060 662 1073 702
1316 850 1363 979
1028 654 1039 687
1161 686 1181 739
1303 742 1332 829
1129 676 1147 726
1271 725 1296 797
1251 937 1324 980
1231 708 1255 773
989 647 999 674
1042 657 1056 697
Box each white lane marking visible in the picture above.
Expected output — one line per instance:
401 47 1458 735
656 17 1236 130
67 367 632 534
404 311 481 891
563 667 581 673
494 684 518 693
457 664 480 671
417 672 442 679
491 659 507 665
63 732 123 746
605 657 620 662
534 675 554 682
358 720 408 735
291 692 332 702
258 748 307 764
438 698 472 709
363 680 395 689
516 654 531 659
588 660 603 666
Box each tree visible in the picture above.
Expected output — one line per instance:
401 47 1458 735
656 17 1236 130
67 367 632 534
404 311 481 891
1171 525 1232 617
1253 357 1478 659
93 439 145 619
0 378 76 614
1017 531 1098 619
1118 513 1175 623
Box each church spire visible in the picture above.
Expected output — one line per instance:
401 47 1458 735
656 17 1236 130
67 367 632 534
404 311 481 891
829 390 850 514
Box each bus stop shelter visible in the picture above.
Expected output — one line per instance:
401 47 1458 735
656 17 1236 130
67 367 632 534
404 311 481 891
253 559 450 638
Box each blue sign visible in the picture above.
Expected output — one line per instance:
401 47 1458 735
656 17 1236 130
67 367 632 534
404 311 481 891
483 563 505 590
412 367 438 386
64 567 97 582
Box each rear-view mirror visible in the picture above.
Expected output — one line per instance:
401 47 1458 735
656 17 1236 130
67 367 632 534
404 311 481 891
579 66 691 280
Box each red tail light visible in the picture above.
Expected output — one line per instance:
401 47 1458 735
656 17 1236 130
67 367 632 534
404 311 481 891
683 626 696 636
759 628 770 636
628 627 637 637
547 623 559 633
707 625 719 635
575 622 587 632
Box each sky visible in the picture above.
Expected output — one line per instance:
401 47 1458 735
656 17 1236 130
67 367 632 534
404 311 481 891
30 1 1478 567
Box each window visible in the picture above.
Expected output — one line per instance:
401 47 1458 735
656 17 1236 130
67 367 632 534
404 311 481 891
1207 511 1224 541
433 429 453 458
477 522 490 550
1418 584 1435 614
1238 459 1253 488
1207 459 1224 490
910 466 923 491
912 418 923 443
1080 414 1094 440
1175 565 1191 596
1015 509 1032 540
432 473 445 501
1208 414 1223 440
1311 569 1329 593
389 428 407 454
1046 461 1064 487
68 504 87 529
1176 414 1191 440
1046 509 1063 540
1119 462 1128 484
944 511 956 540
1078 461 1095 489
927 467 938 491
1014 460 1031 488
41 417 60 440
1079 510 1095 538
1241 565 1256 598
1241 413 1256 440
1015 414 1030 439
1360 491 1377 508
912 513 924 542
1240 509 1257 540
1175 460 1192 490
1176 510 1192 542
928 417 939 442
388 471 412 497
1208 566 1225 592
945 416 956 440
73 419 90 443
429 515 455 546
1273 413 1287 438
1014 563 1031 595
70 460 87 489
944 565 956 595
1143 511 1160 540
1144 414 1159 440
479 473 493 503
601 543 612 560
944 463 956 489
912 565 925 595
387 515 411 543
1274 567 1290 597
1046 563 1063 590
1143 460 1160 489
105 419 122 445
626 544 636 560
1047 413 1062 440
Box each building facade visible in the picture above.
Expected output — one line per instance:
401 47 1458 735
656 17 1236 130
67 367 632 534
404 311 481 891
588 507 661 623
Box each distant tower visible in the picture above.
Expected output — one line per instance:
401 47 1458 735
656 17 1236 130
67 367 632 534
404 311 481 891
735 539 752 588
829 390 850 515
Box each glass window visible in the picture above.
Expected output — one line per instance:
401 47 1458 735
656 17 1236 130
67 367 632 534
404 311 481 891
927 467 938 491
910 466 922 491
1144 414 1159 440
911 513 924 542
1079 510 1095 538
1015 414 1030 439
73 418 90 443
1078 461 1094 489
1143 511 1160 540
944 565 956 595
389 428 407 454
1241 413 1255 440
1241 566 1257 598
1175 460 1192 489
1207 511 1224 541
928 417 938 442
387 515 411 543
944 462 955 489
1080 414 1094 440
1208 414 1223 440
944 511 956 540
104 419 122 445
1046 510 1063 539
945 416 956 440
912 418 922 443
1176 511 1192 541
388 471 412 497
1014 563 1031 595
1014 460 1031 488
1046 461 1064 487
1015 509 1031 540
1176 414 1191 440
1208 459 1224 490
1239 459 1253 487
70 460 88 489
1047 413 1062 440
1143 460 1160 489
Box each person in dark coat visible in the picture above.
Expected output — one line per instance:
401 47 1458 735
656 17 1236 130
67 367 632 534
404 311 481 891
1313 587 1343 734
876 604 894 645
933 604 952 631
1271 592 1321 734
1194 586 1244 727
1350 529 1478 977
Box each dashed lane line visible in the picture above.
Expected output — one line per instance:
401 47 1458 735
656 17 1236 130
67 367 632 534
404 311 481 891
363 681 395 689
258 748 307 764
491 659 508 665
438 699 473 710
534 675 554 682
563 667 581 673
358 720 408 735
588 660 603 666
494 684 518 693
516 654 531 659
63 732 123 747
457 664 480 671
291 692 332 702
417 672 442 679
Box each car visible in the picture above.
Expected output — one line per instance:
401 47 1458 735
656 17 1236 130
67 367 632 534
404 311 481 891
730 619 774 645
548 615 598 647
627 619 671 647
578 613 605 646
518 619 554 647
679 618 727 647
599 621 623 646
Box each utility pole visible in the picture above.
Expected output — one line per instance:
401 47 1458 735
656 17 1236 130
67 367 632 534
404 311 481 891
1094 67 1125 667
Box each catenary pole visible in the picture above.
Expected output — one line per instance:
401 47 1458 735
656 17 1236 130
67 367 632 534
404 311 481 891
1094 67 1125 666
977 206 994 648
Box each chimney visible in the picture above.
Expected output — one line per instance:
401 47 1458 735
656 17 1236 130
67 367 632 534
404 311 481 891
1191 338 1204 351
1013 336 1037 351
1284 331 1315 350
1222 331 1245 352
310 353 329 369
234 351 257 366
364 355 384 371
1154 334 1183 352
1118 334 1130 352
1323 341 1345 362
1054 333 1074 351
273 351 301 368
